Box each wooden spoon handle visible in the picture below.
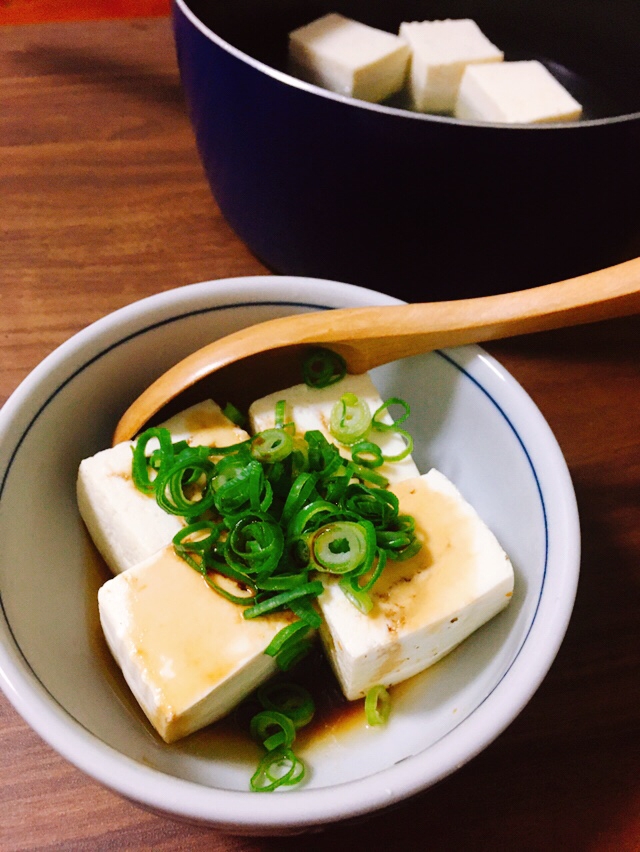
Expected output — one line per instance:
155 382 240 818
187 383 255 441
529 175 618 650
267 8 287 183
312 256 640 371
113 258 640 444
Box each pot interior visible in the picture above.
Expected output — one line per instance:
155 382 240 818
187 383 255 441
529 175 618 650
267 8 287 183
186 0 640 121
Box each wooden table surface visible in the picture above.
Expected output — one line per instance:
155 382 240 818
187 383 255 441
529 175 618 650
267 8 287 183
1 17 639 851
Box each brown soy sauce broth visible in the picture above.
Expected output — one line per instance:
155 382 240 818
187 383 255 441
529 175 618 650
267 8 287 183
85 536 371 763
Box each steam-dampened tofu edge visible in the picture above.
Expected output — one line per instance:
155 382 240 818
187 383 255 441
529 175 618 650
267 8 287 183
248 373 420 484
318 469 514 700
98 545 299 743
289 13 410 103
455 60 582 123
77 400 249 575
399 19 503 113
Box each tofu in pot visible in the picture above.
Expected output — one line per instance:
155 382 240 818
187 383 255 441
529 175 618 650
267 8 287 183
399 19 503 113
289 13 410 103
318 469 514 700
77 400 249 575
98 545 298 742
248 373 420 485
455 60 583 123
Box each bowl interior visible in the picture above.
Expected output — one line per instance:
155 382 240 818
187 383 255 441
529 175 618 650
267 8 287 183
0 277 579 828
186 0 640 120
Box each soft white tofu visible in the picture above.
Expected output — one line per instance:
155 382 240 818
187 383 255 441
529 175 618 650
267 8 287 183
455 60 583 123
289 12 410 103
99 545 297 742
399 18 503 113
318 469 514 700
248 373 420 485
77 400 249 575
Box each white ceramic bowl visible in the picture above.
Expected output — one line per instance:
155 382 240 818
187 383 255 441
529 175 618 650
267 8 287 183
0 276 580 834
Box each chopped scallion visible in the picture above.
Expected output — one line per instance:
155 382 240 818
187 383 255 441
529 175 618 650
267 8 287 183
365 684 391 726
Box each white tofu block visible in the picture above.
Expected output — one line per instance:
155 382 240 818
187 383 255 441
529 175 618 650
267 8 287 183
399 18 503 112
99 546 297 742
455 60 583 123
318 469 514 700
248 373 420 485
289 12 410 103
77 400 249 575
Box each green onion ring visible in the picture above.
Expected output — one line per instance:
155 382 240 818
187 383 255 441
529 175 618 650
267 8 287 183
222 401 246 428
274 400 287 429
351 441 384 468
329 393 372 445
131 427 175 495
276 637 314 671
256 682 315 729
280 472 318 527
302 347 347 388
365 684 391 726
372 397 411 432
243 581 323 619
382 428 414 463
249 747 305 792
250 710 296 751
155 456 217 517
338 578 373 614
309 521 376 575
263 620 310 657
251 428 294 464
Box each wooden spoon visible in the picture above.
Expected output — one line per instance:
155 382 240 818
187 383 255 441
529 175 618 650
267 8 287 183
113 257 640 445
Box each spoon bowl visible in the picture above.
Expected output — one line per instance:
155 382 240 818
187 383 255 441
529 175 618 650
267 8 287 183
113 258 640 444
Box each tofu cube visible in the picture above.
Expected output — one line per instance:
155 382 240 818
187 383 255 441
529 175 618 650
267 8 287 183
318 469 514 700
399 18 503 113
289 12 410 103
455 60 583 123
248 373 420 485
77 400 249 575
98 545 298 742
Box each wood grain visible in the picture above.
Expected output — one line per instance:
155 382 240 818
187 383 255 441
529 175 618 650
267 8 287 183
1 18 639 851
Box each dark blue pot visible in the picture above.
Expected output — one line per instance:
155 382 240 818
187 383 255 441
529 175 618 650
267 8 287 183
173 0 640 301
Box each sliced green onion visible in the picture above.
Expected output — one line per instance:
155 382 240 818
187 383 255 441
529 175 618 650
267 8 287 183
225 514 284 576
172 521 222 572
243 580 324 619
289 595 322 628
249 747 305 792
256 683 315 729
274 399 287 429
280 472 318 527
338 577 373 614
258 570 310 591
264 620 310 657
222 401 247 428
131 427 175 495
351 464 389 487
251 428 293 464
250 710 296 751
351 441 384 468
155 455 216 517
276 637 314 671
329 393 372 445
365 684 391 726
287 500 339 538
372 397 411 432
382 428 414 463
309 521 375 575
302 347 346 388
